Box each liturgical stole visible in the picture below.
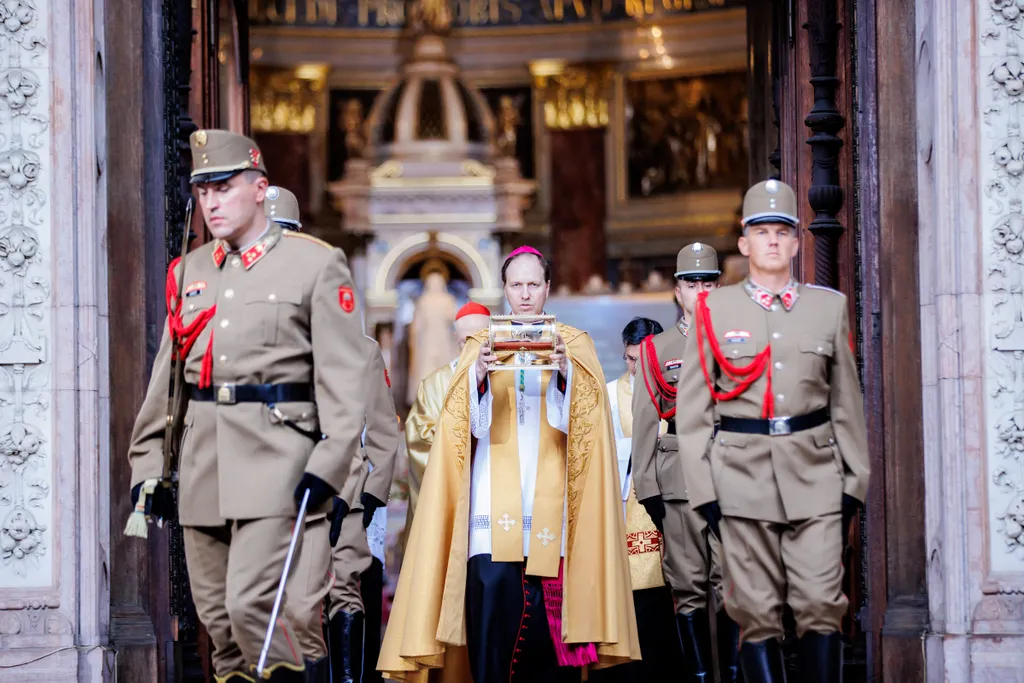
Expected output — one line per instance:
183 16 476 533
487 368 566 578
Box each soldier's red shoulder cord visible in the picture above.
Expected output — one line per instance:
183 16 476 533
639 335 676 420
165 257 217 389
694 291 775 418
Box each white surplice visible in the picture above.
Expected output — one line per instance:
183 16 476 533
607 375 634 513
467 361 573 558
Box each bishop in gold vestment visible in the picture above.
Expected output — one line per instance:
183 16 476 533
380 247 639 683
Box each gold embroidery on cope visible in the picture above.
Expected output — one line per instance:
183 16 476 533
566 366 599 552
444 382 470 468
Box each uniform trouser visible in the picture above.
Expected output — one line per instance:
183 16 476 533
661 499 723 614
183 518 305 676
284 515 334 660
328 509 373 618
720 513 847 643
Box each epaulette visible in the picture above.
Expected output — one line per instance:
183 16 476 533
804 283 844 296
283 231 333 249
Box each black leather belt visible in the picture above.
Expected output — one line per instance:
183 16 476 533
719 407 829 436
190 383 313 405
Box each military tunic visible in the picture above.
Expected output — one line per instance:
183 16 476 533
127 223 367 675
676 279 870 642
630 321 723 615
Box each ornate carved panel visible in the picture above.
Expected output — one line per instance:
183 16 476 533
982 0 1024 586
0 0 53 591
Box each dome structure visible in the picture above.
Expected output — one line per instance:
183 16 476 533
368 35 495 163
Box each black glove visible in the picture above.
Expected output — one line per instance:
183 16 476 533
328 497 350 547
639 496 666 534
361 493 386 529
130 481 176 521
696 501 723 541
841 494 861 543
294 472 337 512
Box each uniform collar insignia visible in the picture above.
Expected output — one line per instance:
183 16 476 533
677 318 690 337
212 223 282 271
212 241 227 267
744 278 800 312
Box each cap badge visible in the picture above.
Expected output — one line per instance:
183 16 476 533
266 186 280 200
769 199 777 208
249 148 262 165
692 243 703 252
194 130 207 147
765 179 779 194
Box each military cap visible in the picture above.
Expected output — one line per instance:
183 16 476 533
741 178 799 228
674 242 720 281
264 186 301 230
189 129 267 185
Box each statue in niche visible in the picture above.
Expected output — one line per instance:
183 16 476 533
406 0 452 35
342 99 366 160
405 261 459 405
496 95 523 158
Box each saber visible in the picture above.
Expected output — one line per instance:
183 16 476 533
257 488 310 676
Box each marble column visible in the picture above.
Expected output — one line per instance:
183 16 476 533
918 0 1024 679
0 0 109 681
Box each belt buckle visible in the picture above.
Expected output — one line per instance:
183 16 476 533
216 384 236 405
769 416 791 436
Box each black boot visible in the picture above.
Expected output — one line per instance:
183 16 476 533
360 558 384 683
797 631 842 683
676 609 713 682
739 639 787 683
717 610 742 683
305 656 330 683
264 664 307 682
328 611 365 683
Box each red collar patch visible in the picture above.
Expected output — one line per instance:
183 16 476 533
241 241 267 269
212 241 227 268
745 279 800 311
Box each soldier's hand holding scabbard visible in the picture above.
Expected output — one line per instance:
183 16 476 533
639 496 667 534
695 501 723 541
294 472 337 511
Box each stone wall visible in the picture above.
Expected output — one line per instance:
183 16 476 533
0 0 109 680
919 0 1024 679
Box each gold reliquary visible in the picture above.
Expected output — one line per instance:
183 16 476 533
487 315 558 372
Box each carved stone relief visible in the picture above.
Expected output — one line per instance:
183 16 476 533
0 0 52 587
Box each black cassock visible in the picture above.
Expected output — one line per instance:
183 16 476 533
588 585 684 683
466 554 581 683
